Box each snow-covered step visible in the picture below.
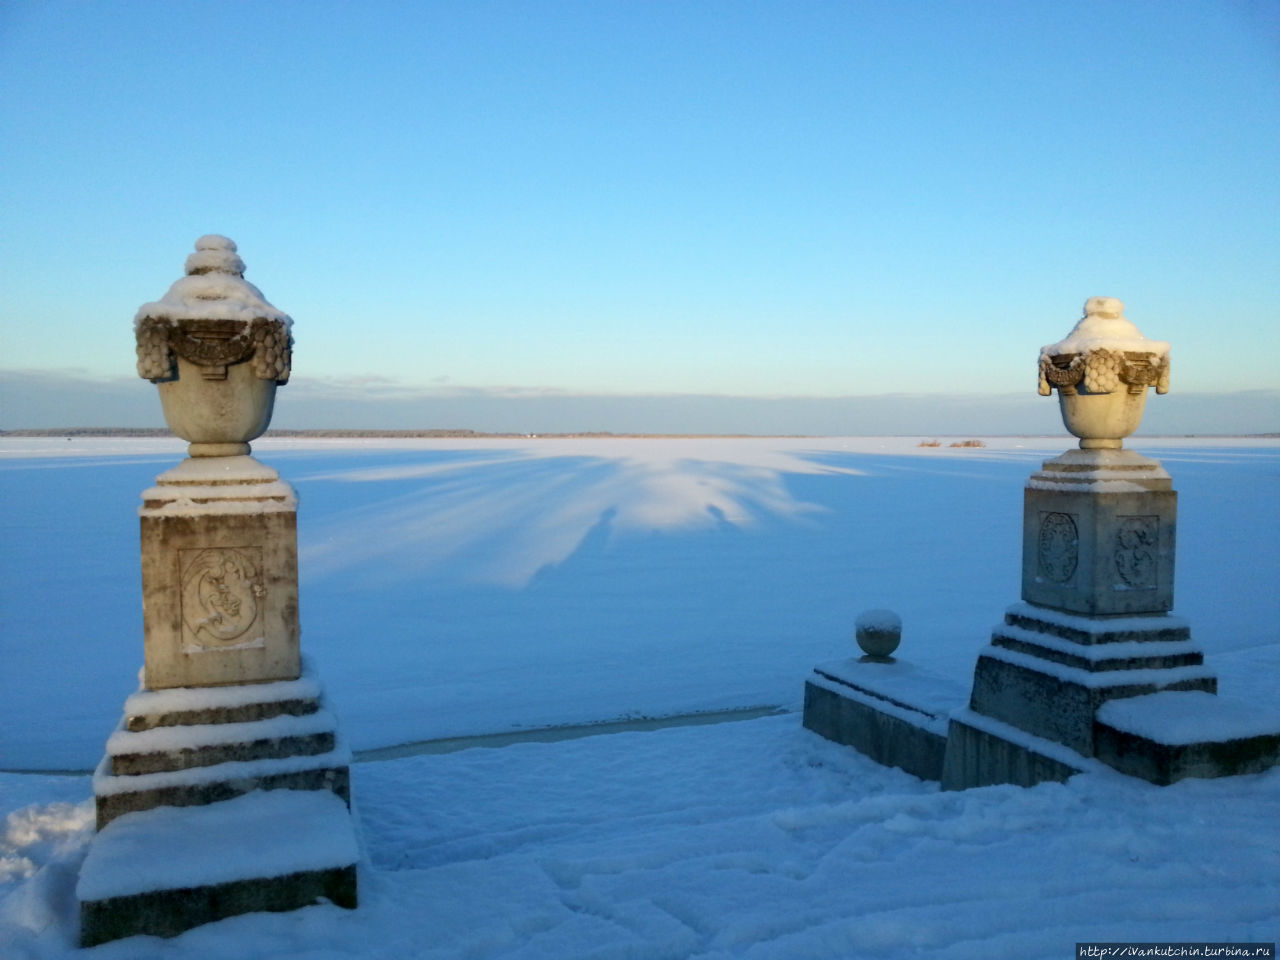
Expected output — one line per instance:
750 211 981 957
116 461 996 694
1095 691 1280 784
91 667 352 827
78 788 359 946
93 742 352 827
106 708 339 775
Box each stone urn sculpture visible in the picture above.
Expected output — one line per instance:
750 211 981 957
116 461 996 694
135 235 292 457
1037 297 1170 449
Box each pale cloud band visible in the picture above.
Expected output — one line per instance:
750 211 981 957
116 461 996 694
1 369 1275 437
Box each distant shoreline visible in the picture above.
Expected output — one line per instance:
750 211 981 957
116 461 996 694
2 428 1276 440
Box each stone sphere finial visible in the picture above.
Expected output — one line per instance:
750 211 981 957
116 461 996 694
1037 297 1170 450
855 609 901 662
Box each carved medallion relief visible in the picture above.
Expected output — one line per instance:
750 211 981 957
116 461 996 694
179 547 266 649
1114 516 1158 589
1037 512 1079 583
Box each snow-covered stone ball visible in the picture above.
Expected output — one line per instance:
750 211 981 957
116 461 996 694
855 609 902 660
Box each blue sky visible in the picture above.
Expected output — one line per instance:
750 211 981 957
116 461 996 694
1 1 1277 432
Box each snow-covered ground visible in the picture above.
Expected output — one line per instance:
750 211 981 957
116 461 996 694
1 435 1278 957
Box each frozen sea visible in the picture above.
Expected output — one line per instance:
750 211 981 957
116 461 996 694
1 435 1277 958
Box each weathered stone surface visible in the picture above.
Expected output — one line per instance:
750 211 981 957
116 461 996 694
155 355 279 452
968 647 1215 755
1022 456 1176 616
81 865 356 946
126 696 319 731
96 763 350 829
802 659 966 781
1001 602 1190 646
140 458 300 689
804 679 948 781
854 609 902 660
110 730 335 776
990 606 1204 673
1093 691 1280 785
1093 721 1280 786
941 712 1086 791
82 237 357 947
1036 298 1170 449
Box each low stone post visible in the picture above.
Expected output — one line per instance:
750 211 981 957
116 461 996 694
77 237 359 946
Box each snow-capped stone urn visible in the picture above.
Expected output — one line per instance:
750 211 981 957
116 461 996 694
76 236 357 947
1037 296 1169 449
136 235 291 458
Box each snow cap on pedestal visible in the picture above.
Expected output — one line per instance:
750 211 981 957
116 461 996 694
134 235 290 332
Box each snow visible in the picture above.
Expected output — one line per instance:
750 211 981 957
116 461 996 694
806 673 952 735
134 274 289 326
0 435 1278 955
105 709 336 756
121 668 321 718
2 434 1276 769
140 454 297 515
854 608 901 632
149 454 282 485
1040 298 1171 360
76 790 357 901
978 644 1217 691
1025 478 1153 493
6 714 1279 958
811 657 967 724
134 236 290 328
993 624 1202 664
1004 603 1190 638
92 743 351 797
1097 691 1280 745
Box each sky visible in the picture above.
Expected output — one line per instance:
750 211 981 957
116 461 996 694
1 0 1277 434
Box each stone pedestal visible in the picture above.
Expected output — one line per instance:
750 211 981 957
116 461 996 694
1021 450 1175 615
140 456 300 689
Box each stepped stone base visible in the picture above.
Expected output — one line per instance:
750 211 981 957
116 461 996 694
79 789 358 947
80 668 359 945
94 670 351 827
969 603 1216 756
1095 691 1280 785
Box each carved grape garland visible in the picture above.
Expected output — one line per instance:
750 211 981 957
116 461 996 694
136 316 292 383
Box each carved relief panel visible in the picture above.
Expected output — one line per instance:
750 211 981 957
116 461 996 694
1037 512 1079 584
1114 516 1158 590
179 546 266 650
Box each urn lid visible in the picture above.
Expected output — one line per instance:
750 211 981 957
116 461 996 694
1040 297 1168 360
134 235 291 329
